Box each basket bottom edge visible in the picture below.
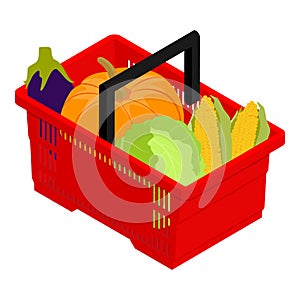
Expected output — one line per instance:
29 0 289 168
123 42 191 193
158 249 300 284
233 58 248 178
131 210 262 269
34 183 77 212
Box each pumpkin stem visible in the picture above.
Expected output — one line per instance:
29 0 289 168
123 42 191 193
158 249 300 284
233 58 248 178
97 57 117 78
97 57 126 99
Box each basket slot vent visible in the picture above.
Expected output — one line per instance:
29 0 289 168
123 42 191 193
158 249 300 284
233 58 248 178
54 127 57 146
39 119 57 146
155 237 159 251
37 142 57 171
152 209 156 228
157 212 161 229
37 169 41 183
39 119 42 138
49 124 52 144
165 241 169 257
127 59 135 67
153 186 170 211
44 121 47 140
152 209 171 230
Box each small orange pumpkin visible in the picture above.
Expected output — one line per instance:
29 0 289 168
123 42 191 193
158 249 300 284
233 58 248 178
61 57 184 138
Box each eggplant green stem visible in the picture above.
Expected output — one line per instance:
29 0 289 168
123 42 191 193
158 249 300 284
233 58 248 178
24 47 73 90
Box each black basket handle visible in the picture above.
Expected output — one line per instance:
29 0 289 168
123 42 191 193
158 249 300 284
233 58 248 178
99 30 200 144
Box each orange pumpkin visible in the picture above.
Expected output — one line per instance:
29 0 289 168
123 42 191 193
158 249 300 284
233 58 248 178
61 57 184 138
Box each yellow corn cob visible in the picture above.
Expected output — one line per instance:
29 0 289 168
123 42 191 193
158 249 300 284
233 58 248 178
231 101 259 159
193 96 222 173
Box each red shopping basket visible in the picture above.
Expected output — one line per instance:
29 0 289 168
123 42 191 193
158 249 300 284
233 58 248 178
15 31 285 269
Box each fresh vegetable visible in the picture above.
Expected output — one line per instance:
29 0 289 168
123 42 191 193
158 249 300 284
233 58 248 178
61 57 184 138
25 47 73 113
255 102 270 145
189 96 231 173
116 116 205 186
231 101 270 158
212 96 232 163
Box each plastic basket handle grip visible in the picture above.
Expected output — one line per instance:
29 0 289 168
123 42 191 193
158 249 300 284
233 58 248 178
99 30 200 144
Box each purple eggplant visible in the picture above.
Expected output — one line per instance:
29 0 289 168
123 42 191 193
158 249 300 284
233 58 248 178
24 47 73 113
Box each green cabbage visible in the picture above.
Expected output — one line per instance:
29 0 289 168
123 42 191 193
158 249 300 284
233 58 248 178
116 116 205 186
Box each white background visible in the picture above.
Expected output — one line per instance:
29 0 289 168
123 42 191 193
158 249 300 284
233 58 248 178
0 0 298 299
